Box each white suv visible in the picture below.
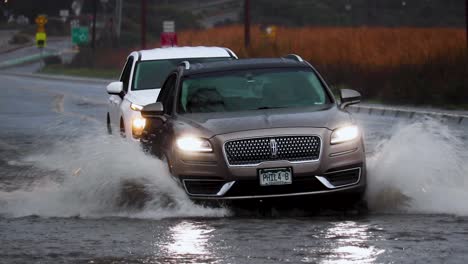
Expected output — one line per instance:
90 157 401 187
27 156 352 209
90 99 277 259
106 46 237 139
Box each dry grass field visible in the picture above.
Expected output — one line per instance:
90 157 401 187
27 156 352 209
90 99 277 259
179 26 464 67
90 25 466 107
177 25 467 106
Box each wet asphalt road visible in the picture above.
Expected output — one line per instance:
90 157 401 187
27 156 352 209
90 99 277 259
0 73 467 263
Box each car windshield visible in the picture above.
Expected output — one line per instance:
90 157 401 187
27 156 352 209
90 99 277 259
132 57 232 90
179 68 331 113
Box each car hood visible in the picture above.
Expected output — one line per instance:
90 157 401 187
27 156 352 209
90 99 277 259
175 105 353 137
126 89 161 106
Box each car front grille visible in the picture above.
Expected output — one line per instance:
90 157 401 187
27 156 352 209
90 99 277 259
224 136 321 165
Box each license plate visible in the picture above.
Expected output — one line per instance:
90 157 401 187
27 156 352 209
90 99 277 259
259 168 293 186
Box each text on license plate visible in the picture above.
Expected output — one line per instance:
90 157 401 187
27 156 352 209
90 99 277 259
259 168 293 186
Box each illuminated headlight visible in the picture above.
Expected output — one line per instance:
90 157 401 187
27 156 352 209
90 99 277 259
176 136 213 152
331 125 359 144
131 117 146 138
132 117 146 130
130 103 144 111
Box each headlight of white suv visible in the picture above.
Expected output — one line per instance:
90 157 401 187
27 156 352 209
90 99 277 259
130 103 144 111
330 125 359 144
176 136 213 152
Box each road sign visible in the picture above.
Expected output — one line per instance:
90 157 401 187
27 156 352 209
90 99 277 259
163 21 175 33
161 21 177 47
35 15 48 33
36 32 47 48
59 9 69 17
72 27 89 45
161 32 177 47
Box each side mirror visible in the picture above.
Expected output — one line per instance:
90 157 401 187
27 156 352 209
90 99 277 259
106 81 123 95
141 102 164 118
340 89 361 109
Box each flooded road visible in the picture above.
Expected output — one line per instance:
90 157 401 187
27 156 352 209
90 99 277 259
1 73 467 263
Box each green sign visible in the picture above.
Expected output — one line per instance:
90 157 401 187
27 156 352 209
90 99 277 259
72 27 89 45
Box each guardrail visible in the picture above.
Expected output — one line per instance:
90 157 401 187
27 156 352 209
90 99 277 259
349 104 468 125
0 50 58 69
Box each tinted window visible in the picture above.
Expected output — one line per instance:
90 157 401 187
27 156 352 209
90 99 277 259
163 74 177 115
132 57 232 91
179 68 330 113
120 57 134 93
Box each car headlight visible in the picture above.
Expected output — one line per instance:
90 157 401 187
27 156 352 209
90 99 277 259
331 125 359 144
130 103 144 111
176 136 213 152
131 117 146 138
132 117 146 130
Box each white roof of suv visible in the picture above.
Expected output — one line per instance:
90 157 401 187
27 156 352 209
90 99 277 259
137 46 237 61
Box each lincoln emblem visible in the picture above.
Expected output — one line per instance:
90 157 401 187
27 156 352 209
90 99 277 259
270 138 278 158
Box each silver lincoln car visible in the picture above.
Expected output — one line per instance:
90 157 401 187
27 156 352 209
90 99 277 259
140 55 366 205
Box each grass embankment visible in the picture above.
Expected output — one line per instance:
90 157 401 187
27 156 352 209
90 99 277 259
40 65 120 80
177 26 467 107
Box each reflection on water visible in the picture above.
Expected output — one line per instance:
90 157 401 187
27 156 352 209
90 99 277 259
164 221 214 261
320 221 385 264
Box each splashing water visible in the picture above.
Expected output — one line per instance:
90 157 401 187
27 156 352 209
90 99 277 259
366 118 468 215
1 118 467 218
0 129 228 219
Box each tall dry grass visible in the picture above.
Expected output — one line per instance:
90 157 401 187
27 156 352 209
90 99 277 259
178 25 467 106
179 25 464 67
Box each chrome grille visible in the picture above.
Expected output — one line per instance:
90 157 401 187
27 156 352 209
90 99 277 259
224 136 321 165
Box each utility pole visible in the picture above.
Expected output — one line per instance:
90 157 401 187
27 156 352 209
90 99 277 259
91 0 97 49
244 0 250 49
466 0 468 50
141 0 147 50
115 0 122 38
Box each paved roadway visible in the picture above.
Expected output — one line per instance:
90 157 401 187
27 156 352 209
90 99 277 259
0 72 467 263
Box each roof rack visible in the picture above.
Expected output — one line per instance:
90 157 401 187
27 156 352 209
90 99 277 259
224 48 238 59
283 54 304 62
179 61 190 70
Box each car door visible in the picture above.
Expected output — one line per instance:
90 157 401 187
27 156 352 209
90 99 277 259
110 56 134 128
148 73 177 158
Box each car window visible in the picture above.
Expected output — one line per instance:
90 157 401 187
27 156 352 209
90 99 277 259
132 57 231 91
120 56 134 93
157 74 177 115
179 68 330 113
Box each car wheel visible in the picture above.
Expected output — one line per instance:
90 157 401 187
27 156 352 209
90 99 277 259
106 113 112 135
120 118 126 138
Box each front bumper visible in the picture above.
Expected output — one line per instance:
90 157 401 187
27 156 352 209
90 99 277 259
182 166 365 200
168 127 367 200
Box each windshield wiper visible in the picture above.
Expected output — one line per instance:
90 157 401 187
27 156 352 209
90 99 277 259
255 106 287 110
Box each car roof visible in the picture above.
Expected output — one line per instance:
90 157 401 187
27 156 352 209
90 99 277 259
181 58 311 75
137 46 234 61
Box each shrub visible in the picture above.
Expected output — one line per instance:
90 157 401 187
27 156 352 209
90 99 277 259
9 33 31 45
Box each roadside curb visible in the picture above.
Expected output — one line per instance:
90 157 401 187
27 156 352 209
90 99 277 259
0 43 34 55
0 71 114 85
349 104 468 125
